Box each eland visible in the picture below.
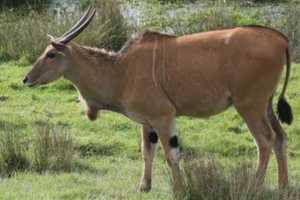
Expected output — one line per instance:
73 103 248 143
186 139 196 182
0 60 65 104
23 7 293 192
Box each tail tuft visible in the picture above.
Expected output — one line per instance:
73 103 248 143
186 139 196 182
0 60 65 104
277 97 293 125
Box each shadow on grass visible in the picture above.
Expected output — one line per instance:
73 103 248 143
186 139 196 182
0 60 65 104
75 142 124 157
9 83 23 91
72 160 108 175
0 96 9 102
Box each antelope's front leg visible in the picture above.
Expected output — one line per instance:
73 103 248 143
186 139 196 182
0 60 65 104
139 125 158 192
151 117 184 196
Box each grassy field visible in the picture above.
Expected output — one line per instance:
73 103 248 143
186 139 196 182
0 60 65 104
0 58 299 200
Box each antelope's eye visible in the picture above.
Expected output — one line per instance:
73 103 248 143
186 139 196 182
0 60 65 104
46 52 56 59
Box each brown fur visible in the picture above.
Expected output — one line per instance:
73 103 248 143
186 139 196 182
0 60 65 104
25 26 292 192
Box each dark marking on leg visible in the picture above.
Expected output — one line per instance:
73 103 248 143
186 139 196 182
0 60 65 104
87 107 98 121
169 135 179 148
149 131 158 143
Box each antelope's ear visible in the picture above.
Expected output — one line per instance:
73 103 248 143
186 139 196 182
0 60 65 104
51 41 66 51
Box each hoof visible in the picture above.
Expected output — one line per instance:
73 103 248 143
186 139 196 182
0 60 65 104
138 180 151 192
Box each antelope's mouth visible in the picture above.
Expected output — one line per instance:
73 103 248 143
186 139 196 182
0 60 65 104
23 76 39 87
25 82 38 87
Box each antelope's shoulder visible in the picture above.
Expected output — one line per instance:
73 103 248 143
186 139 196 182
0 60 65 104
119 30 177 54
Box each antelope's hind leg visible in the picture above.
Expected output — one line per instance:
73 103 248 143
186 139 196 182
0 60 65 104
267 100 289 189
235 102 275 186
138 125 158 192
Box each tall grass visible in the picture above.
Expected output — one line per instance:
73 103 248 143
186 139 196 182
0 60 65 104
175 155 300 200
0 124 75 176
0 129 30 176
33 125 74 172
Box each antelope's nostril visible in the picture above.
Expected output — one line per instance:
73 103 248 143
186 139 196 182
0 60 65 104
23 76 28 84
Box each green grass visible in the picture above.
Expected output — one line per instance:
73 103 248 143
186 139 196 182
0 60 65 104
0 61 300 199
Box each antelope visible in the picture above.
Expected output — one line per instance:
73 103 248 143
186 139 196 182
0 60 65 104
23 7 293 193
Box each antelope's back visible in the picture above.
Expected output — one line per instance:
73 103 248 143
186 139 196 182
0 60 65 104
161 27 288 117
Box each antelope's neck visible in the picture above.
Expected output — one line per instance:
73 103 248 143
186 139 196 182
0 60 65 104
64 46 126 113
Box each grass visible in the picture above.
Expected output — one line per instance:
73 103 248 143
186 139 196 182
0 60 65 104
180 155 300 200
0 56 299 199
0 129 29 177
0 123 74 176
32 125 74 173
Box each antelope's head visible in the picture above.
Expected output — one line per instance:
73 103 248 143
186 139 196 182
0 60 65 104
23 7 96 87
